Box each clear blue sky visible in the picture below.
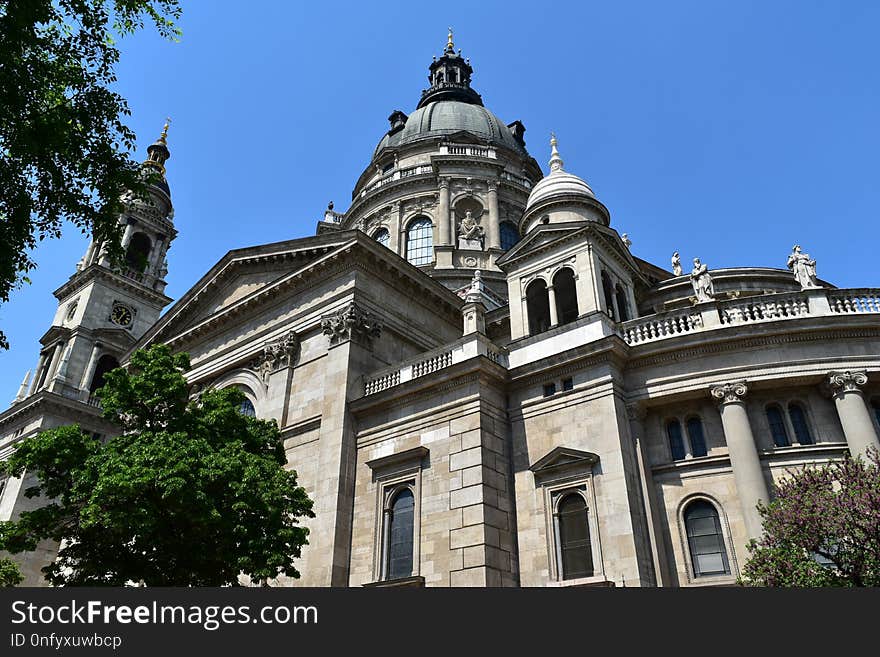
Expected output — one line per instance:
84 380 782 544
2 0 879 402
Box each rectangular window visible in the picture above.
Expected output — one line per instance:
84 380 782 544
562 378 573 391
543 383 556 397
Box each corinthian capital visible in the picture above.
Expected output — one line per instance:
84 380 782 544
321 302 382 348
710 380 749 406
827 370 868 396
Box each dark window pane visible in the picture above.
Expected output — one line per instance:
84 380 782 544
766 405 790 447
373 228 390 248
238 398 256 417
788 403 813 445
552 268 579 325
500 221 520 251
543 383 556 397
667 420 686 461
872 399 880 427
387 488 414 580
562 378 573 391
526 280 551 335
558 494 592 580
686 417 707 457
406 218 433 266
685 500 730 577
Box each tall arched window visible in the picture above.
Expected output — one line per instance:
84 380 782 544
788 403 813 444
405 217 433 266
386 487 415 580
372 228 390 248
615 284 630 322
500 221 520 251
125 232 152 272
686 417 708 457
556 493 593 580
684 500 730 577
525 279 551 335
667 420 686 461
552 268 578 325
238 398 256 417
766 405 790 447
89 354 120 395
601 271 615 320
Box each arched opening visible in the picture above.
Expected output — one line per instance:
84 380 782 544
684 500 730 577
766 405 790 447
601 271 615 320
615 284 630 322
89 354 120 395
686 417 708 457
405 217 433 266
553 268 578 325
666 419 686 461
526 279 551 335
372 228 390 249
788 403 813 444
557 493 593 580
500 221 520 251
125 232 152 272
386 487 414 580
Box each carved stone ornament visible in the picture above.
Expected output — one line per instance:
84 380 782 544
249 330 301 383
321 302 382 347
710 380 749 406
827 370 868 396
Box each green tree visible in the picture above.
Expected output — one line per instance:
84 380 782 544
0 344 314 586
0 0 181 349
0 556 23 586
740 449 880 587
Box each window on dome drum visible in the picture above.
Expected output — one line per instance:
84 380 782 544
406 217 433 266
526 279 551 335
238 398 256 418
615 284 630 322
555 492 593 580
372 228 390 249
685 500 730 578
788 402 813 445
766 405 790 447
553 268 579 325
500 221 520 250
384 486 415 581
601 271 615 320
124 232 152 273
686 417 708 457
667 419 686 461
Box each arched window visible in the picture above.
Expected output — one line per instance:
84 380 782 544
686 417 708 457
238 398 256 417
788 403 813 445
556 493 593 580
601 271 615 320
125 232 152 272
552 268 578 325
667 420 686 461
684 500 730 577
766 405 790 447
386 487 415 580
405 217 433 266
525 279 551 335
372 228 390 248
500 221 520 251
615 284 631 322
89 354 120 395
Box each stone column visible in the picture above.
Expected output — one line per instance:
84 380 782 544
710 381 769 541
827 371 880 458
42 342 65 390
547 285 559 327
79 342 103 396
390 202 402 256
486 181 500 249
438 178 451 246
28 353 47 395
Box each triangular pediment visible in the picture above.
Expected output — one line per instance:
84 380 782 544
496 222 590 267
530 446 599 476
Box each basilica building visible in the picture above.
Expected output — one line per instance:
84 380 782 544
2 33 880 587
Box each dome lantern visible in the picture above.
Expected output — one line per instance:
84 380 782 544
417 28 483 109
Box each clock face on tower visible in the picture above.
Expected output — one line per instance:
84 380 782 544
110 303 134 327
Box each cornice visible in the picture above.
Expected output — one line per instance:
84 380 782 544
54 264 172 306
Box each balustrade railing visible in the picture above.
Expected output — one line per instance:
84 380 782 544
619 310 703 345
718 293 809 325
828 289 880 314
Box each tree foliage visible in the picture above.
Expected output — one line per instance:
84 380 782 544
0 344 314 586
741 449 880 587
0 0 181 349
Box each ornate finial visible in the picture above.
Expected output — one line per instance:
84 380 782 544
160 117 170 142
446 27 455 53
549 132 564 172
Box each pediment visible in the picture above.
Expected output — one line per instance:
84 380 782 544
530 446 599 478
496 222 589 267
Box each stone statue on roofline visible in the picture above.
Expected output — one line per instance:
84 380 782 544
690 257 715 302
671 251 682 276
787 244 820 289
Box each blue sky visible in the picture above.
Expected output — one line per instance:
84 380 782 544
1 0 879 402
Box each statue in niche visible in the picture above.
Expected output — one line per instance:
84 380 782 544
671 251 682 276
787 244 820 289
457 209 484 250
690 257 715 302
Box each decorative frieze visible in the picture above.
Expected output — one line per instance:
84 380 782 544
709 380 748 406
826 370 868 396
249 330 301 383
321 302 382 347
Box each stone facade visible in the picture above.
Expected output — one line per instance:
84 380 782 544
2 37 880 587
